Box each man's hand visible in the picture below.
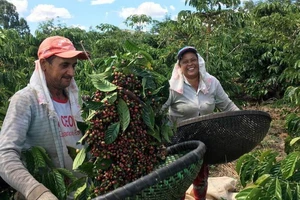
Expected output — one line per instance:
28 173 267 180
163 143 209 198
38 191 58 200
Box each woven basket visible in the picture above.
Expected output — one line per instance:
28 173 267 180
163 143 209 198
174 110 272 164
92 140 206 200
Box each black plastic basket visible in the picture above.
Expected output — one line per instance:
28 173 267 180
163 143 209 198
174 110 272 164
92 140 206 200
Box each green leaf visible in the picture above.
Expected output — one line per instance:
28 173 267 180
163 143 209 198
53 169 67 200
297 184 300 200
45 171 58 197
77 131 88 146
31 147 47 170
117 98 130 132
236 153 250 175
89 68 112 80
260 153 277 176
67 146 78 160
83 101 104 111
76 122 88 139
74 182 87 200
56 168 77 182
142 103 155 130
85 110 97 122
254 174 271 186
266 177 282 199
142 77 147 97
236 153 257 187
77 162 95 177
73 147 87 170
274 177 282 199
33 146 52 166
124 40 140 52
105 122 120 144
90 74 117 92
160 123 173 143
39 173 48 190
21 150 35 174
284 182 293 200
67 177 87 196
235 187 262 200
101 92 118 104
281 152 300 179
290 137 300 146
147 127 161 142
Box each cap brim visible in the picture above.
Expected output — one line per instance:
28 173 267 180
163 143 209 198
55 51 89 60
177 47 197 60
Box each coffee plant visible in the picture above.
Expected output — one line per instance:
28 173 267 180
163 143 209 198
21 146 78 200
235 89 300 200
235 149 300 200
72 45 173 199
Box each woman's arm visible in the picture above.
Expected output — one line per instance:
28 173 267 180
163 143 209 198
214 79 240 111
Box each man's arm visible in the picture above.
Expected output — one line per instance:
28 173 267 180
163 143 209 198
0 91 56 199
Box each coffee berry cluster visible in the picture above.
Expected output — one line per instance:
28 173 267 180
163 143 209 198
84 69 167 197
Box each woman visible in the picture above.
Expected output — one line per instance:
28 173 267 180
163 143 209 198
162 46 239 200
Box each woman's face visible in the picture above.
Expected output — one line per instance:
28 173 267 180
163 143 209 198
179 52 199 80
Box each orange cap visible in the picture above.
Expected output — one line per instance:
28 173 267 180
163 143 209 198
37 36 89 60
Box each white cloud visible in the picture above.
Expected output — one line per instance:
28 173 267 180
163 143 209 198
91 0 115 5
172 15 177 21
70 24 87 30
170 5 175 11
7 0 28 13
119 2 168 19
26 4 72 22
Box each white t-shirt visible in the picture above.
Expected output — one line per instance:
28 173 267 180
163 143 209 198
52 98 83 170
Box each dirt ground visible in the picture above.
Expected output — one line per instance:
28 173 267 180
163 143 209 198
209 103 291 189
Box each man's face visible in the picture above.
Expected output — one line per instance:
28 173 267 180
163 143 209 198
42 56 78 90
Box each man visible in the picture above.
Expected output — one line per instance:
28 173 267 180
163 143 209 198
0 36 89 200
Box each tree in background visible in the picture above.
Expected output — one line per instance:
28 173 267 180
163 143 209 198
234 2 300 101
0 0 299 118
0 0 30 36
124 14 153 32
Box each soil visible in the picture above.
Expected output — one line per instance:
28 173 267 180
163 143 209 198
209 102 293 190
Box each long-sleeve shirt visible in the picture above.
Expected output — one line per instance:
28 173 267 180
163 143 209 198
162 73 239 124
0 86 66 199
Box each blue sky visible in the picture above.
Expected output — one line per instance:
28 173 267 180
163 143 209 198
7 0 195 33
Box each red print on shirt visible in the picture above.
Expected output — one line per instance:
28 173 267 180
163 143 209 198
61 115 75 127
59 115 80 137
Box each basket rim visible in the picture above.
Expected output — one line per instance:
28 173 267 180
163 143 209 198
177 110 271 128
93 140 206 200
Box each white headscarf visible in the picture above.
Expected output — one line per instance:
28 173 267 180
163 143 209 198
28 60 83 122
169 53 211 94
